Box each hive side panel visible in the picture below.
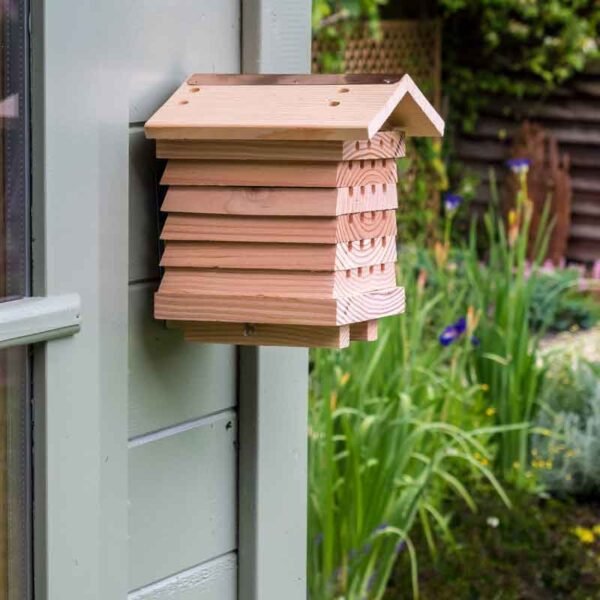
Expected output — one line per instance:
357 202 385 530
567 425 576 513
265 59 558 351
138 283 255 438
335 159 398 187
160 268 337 297
334 237 397 270
162 159 398 188
162 160 341 187
154 292 339 325
161 211 396 244
335 287 405 325
160 241 339 270
155 131 406 161
162 186 340 217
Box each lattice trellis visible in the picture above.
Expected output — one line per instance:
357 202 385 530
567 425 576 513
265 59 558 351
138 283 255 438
312 20 441 109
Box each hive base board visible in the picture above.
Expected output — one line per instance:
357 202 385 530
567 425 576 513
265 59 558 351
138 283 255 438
156 131 406 162
160 264 397 298
350 320 378 341
161 210 397 244
179 322 351 348
161 183 398 217
160 237 397 271
161 158 398 188
155 287 405 326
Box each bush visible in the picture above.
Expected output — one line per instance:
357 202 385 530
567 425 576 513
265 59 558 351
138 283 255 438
534 353 600 496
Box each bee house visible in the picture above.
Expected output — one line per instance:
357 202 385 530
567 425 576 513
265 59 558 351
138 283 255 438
144 74 444 348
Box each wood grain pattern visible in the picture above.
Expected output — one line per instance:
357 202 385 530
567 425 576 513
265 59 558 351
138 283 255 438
154 287 405 326
144 74 445 140
180 322 350 348
156 131 405 161
161 159 398 188
160 210 396 243
160 264 397 298
350 320 378 341
160 237 396 271
161 183 398 217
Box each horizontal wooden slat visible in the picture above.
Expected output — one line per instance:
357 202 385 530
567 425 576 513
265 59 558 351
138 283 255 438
155 287 405 326
160 210 397 243
128 553 237 600
156 130 405 161
128 283 237 439
160 237 397 271
160 264 396 298
129 411 237 590
161 183 398 217
181 322 351 348
161 158 398 188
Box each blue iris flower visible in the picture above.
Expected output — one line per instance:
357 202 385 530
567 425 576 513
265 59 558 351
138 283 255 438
444 192 463 212
439 317 467 346
506 158 531 173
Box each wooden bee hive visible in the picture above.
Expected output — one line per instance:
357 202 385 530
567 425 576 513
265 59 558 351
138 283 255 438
144 74 444 348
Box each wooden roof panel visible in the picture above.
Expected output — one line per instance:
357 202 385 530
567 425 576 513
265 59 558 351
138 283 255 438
144 74 444 141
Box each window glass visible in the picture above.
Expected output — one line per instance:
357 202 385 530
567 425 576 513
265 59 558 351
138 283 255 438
0 1 31 598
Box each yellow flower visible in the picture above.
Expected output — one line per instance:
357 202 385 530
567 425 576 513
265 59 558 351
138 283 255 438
593 525 600 536
573 527 595 544
339 372 351 386
485 407 496 417
512 461 521 470
481 384 489 392
480 457 489 466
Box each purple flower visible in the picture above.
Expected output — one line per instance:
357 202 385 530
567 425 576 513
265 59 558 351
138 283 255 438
439 317 467 347
506 158 531 174
444 193 463 212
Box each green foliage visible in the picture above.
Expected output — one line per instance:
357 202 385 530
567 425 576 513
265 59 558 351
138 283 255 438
464 167 553 487
308 253 508 599
439 0 600 129
534 353 600 496
393 485 600 599
529 270 600 333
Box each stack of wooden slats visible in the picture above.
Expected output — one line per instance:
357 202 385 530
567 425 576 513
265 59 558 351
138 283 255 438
145 74 445 348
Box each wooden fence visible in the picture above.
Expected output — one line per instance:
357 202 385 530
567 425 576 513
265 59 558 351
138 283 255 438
456 62 600 264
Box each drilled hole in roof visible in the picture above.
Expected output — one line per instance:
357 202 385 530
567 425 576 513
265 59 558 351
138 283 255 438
349 187 354 197
346 269 351 278
338 87 350 93
178 100 189 105
383 184 387 192
329 100 340 107
371 185 376 193
358 268 363 277
382 237 387 247
369 265 374 274
355 141 360 151
189 87 200 93
360 160 364 169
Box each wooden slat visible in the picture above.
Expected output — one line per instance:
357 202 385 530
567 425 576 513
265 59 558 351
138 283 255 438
160 237 397 271
161 159 398 188
350 320 378 341
156 131 405 161
154 287 405 326
159 264 396 298
161 183 398 217
160 210 397 243
144 74 444 140
180 322 350 348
